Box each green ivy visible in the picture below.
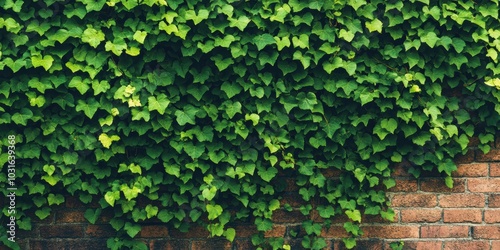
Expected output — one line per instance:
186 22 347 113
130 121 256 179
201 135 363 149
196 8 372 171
1 0 500 249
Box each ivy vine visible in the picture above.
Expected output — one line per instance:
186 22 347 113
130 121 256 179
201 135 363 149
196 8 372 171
1 0 500 249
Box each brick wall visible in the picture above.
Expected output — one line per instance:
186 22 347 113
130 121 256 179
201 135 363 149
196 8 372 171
3 144 500 250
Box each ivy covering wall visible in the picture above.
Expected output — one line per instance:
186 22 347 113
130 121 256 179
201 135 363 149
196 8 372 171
1 0 500 249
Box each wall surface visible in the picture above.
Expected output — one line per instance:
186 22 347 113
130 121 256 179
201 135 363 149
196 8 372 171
3 140 500 250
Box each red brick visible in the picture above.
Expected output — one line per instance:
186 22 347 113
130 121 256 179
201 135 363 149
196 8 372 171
139 225 169 238
420 225 469 238
150 240 190 250
439 193 485 208
39 225 84 238
322 168 343 178
85 224 115 238
283 178 299 192
473 226 500 239
191 239 232 250
272 210 307 223
468 178 500 192
453 163 488 177
232 224 258 237
362 226 419 238
443 209 482 223
55 210 86 223
491 163 500 177
454 150 475 164
264 225 286 238
30 239 108 249
390 194 437 207
388 179 418 192
476 148 500 161
392 163 413 177
169 226 209 238
492 240 500 249
420 178 465 192
280 193 303 207
444 240 490 250
321 226 350 238
490 194 500 208
400 209 441 223
485 209 500 223
334 239 383 250
386 241 442 250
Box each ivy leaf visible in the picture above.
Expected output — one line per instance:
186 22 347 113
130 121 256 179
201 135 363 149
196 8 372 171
258 167 278 182
221 82 242 98
380 118 397 134
420 31 439 48
98 133 120 149
81 0 106 12
175 105 199 125
224 101 242 118
84 208 102 224
69 76 90 95
148 94 170 115
345 209 362 223
133 30 147 44
11 108 33 125
253 34 276 50
365 18 383 33
76 98 100 118
206 204 223 220
124 222 141 238
92 80 110 95
229 16 250 31
31 55 54 71
82 27 105 48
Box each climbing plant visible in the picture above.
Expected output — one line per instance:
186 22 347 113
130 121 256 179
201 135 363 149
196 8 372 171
1 0 500 249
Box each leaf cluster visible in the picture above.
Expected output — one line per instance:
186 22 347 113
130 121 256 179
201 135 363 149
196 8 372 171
1 0 500 249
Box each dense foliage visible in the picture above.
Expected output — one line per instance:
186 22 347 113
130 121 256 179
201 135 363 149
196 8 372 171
1 0 500 249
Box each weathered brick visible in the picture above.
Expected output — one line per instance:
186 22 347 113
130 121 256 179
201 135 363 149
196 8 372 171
272 210 307 223
55 210 86 223
485 209 500 223
191 239 232 250
454 150 475 164
400 209 441 223
85 224 115 238
489 194 500 208
388 179 418 192
468 178 500 192
476 148 500 162
444 240 490 250
280 192 304 207
139 225 169 238
438 193 485 208
321 226 350 238
443 209 482 223
386 241 443 250
232 240 254 250
150 240 190 250
390 194 437 207
453 163 488 177
333 239 383 250
420 178 465 192
492 240 500 250
169 226 209 238
39 225 84 238
232 224 258 238
490 163 500 177
473 226 500 239
31 239 108 250
420 225 469 238
362 226 419 238
264 225 287 238
391 163 413 177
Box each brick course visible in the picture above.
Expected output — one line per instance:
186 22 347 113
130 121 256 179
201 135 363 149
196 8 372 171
6 146 500 249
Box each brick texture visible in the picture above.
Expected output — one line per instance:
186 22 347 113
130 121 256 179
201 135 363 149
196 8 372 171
443 209 482 223
10 146 500 250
